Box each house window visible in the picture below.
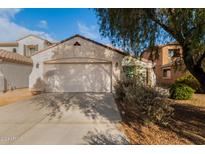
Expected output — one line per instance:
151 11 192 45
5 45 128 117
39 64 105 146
123 66 135 78
162 68 171 78
13 48 17 53
24 45 38 57
168 49 175 58
168 49 180 62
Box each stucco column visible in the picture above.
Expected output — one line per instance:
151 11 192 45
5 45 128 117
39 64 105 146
148 65 156 87
0 61 6 93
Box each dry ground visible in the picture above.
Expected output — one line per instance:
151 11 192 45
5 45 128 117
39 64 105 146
174 94 205 109
0 89 33 106
169 94 205 144
1 88 204 144
117 94 205 145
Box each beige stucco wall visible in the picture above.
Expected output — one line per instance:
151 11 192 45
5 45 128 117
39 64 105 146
0 62 32 92
0 46 18 53
30 36 156 92
29 36 125 92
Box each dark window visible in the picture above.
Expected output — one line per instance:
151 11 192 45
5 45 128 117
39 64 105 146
168 49 180 58
24 45 39 57
13 48 17 53
168 50 174 58
168 49 180 63
163 68 171 78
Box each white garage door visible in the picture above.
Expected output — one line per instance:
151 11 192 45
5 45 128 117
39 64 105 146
43 63 112 92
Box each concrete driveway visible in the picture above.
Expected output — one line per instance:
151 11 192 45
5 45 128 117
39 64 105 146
0 93 129 145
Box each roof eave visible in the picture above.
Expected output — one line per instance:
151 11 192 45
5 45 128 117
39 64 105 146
31 34 129 57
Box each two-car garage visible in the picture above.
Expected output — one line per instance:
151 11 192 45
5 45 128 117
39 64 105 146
43 59 112 92
29 35 126 93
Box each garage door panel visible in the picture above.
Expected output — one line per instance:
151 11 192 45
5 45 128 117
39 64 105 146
44 63 111 92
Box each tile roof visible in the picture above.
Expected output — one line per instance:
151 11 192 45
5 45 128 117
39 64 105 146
32 34 129 56
0 49 33 65
17 34 52 44
0 42 18 47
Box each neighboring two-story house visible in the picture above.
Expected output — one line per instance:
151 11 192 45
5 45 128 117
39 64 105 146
0 35 53 57
141 42 186 85
0 35 54 92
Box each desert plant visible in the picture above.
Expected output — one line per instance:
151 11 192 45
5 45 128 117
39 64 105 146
115 78 174 125
170 83 195 100
176 72 202 93
147 97 174 125
122 56 147 85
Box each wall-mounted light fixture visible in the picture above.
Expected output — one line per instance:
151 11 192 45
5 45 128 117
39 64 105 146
36 63 39 69
115 62 119 68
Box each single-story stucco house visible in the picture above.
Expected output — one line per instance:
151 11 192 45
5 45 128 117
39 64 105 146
0 49 33 93
29 34 155 93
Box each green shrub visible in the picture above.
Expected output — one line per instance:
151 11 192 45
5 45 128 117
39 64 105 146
170 83 195 100
176 72 202 93
115 79 174 125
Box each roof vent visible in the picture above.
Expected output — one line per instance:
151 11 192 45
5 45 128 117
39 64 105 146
74 41 81 46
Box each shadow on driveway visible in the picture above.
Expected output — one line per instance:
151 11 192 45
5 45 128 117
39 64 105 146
31 92 121 122
83 129 130 145
0 92 129 144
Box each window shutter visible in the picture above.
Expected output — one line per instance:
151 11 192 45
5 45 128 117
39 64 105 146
35 45 38 51
23 45 26 56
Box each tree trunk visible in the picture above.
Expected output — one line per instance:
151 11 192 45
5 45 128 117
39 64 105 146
182 46 205 93
191 66 205 93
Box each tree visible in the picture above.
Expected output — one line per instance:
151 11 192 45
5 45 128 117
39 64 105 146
95 9 205 92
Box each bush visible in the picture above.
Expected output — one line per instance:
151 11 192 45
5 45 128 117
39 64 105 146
170 83 195 100
147 97 174 125
115 79 174 125
176 72 202 93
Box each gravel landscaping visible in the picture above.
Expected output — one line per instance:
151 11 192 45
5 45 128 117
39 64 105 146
116 94 205 144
